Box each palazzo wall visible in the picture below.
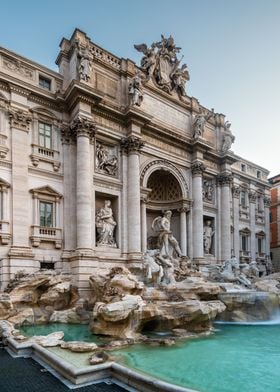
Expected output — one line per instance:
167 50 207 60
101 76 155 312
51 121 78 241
0 29 271 291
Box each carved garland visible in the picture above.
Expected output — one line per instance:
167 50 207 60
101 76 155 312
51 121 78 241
232 185 240 198
264 197 271 207
248 190 257 203
8 108 32 131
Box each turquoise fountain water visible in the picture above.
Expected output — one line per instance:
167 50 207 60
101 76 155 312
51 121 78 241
20 322 280 392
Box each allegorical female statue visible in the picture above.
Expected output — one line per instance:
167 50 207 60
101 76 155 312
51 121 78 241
96 200 117 247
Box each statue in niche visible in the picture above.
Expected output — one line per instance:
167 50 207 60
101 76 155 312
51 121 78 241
77 42 93 82
203 220 215 255
96 143 118 176
221 121 235 153
128 71 143 106
134 34 189 98
192 109 214 140
203 179 214 202
152 210 182 259
96 200 117 247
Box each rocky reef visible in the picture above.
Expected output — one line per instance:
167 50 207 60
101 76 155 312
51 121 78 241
0 261 279 347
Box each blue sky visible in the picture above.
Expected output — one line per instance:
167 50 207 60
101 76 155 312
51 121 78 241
1 0 279 176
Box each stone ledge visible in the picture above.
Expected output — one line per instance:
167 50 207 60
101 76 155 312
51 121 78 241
4 337 195 392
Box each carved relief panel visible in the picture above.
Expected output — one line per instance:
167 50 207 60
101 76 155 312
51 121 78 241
203 178 215 204
95 142 118 177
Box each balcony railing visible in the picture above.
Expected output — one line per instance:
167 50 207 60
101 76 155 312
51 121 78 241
30 225 62 248
256 252 266 260
30 144 60 171
239 250 251 259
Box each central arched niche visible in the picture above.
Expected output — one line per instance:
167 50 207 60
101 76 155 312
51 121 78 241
146 169 183 249
147 170 182 202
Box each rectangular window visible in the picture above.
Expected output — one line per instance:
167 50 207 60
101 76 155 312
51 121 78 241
241 235 248 251
257 170 261 179
240 190 246 208
241 164 246 172
258 238 263 253
40 202 53 227
39 122 52 149
39 76 51 90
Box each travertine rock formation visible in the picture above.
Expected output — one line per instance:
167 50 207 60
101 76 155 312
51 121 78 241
90 267 225 339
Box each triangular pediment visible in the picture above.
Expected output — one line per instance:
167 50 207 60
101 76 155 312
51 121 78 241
30 185 62 198
240 227 251 234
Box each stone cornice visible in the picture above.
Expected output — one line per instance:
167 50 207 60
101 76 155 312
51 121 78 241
191 161 205 175
120 135 144 154
63 80 103 111
8 108 32 131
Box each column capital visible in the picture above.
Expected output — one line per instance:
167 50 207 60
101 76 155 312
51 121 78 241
60 124 75 145
191 161 205 175
70 116 96 143
249 190 257 203
218 172 233 186
264 196 271 207
120 135 144 154
232 185 240 198
178 207 189 213
8 108 32 132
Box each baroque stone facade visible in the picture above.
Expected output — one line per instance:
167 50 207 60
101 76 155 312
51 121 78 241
269 174 280 270
0 29 271 291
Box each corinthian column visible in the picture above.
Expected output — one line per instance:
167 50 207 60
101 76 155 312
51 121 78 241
264 196 271 258
232 185 240 259
9 108 33 256
121 136 143 256
249 190 256 260
191 161 205 262
70 116 95 252
218 173 233 261
179 207 188 256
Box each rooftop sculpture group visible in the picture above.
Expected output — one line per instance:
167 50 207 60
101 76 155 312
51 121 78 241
134 34 190 99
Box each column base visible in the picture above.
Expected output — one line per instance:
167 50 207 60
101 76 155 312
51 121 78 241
74 248 95 258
